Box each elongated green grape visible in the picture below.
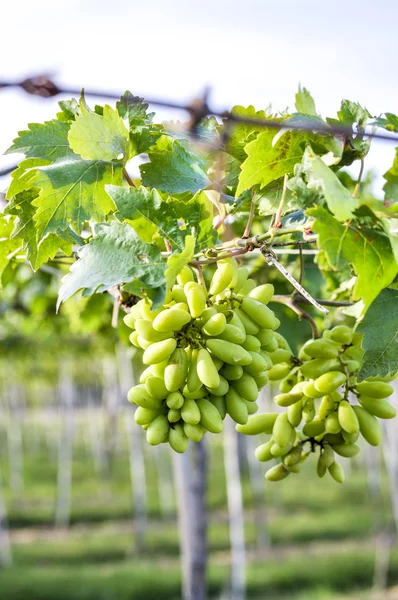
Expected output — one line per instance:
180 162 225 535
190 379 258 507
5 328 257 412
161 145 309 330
166 392 185 409
241 297 278 330
268 348 292 365
317 457 327 478
242 335 262 352
229 312 246 335
302 418 325 437
202 313 227 336
171 285 187 304
168 409 181 423
143 338 177 365
314 371 346 394
303 381 324 399
358 395 396 419
196 398 224 433
197 348 220 389
300 359 333 379
332 443 360 458
225 388 248 424
287 400 303 427
181 398 201 425
338 400 359 434
209 394 227 419
329 325 353 345
218 324 246 344
304 339 340 359
234 308 260 335
255 439 274 462
128 385 162 410
221 364 244 381
145 376 169 401
134 319 173 342
243 352 268 377
184 422 205 442
164 348 189 392
246 400 258 414
207 375 229 396
209 260 235 295
185 283 206 318
342 430 359 444
177 265 194 286
248 283 274 305
123 305 142 329
356 381 393 399
234 267 249 293
318 394 336 420
183 385 206 399
273 413 294 447
233 373 259 402
169 424 189 453
267 363 291 381
325 412 341 434
206 338 252 366
319 444 334 468
353 405 382 446
151 361 168 378
186 348 202 392
236 278 257 297
253 372 269 388
265 464 290 481
302 398 316 423
328 461 344 483
146 415 170 446
274 392 302 407
135 407 163 426
256 329 275 347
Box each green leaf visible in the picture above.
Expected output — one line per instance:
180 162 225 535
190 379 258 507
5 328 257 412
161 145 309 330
7 158 50 198
295 86 317 116
107 185 215 252
68 102 130 162
302 147 359 220
165 234 195 290
254 179 293 216
28 157 122 239
223 105 269 162
372 113 398 133
57 221 166 310
6 120 74 161
237 129 312 197
57 99 80 122
140 136 210 194
384 148 398 202
337 100 371 128
357 289 398 379
5 189 73 270
116 92 154 128
308 206 398 311
0 214 23 286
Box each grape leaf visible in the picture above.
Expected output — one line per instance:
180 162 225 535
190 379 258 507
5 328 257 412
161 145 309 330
5 190 72 270
57 221 166 310
302 147 359 220
57 99 80 122
6 120 73 161
236 129 311 197
28 157 122 239
165 234 195 290
140 136 210 194
0 214 23 286
116 92 154 128
107 185 215 251
357 289 398 380
384 148 398 202
223 105 269 162
337 100 372 128
308 206 398 311
6 158 50 198
295 86 317 116
372 113 398 133
68 102 130 162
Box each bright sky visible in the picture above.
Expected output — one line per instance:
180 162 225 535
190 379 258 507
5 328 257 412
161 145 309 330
1 0 397 193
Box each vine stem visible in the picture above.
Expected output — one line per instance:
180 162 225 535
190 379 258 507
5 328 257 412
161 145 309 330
165 239 172 253
122 167 135 187
271 295 320 339
272 173 289 229
242 193 255 239
353 157 365 198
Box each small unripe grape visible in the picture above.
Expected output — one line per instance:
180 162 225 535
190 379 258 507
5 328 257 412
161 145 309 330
232 373 259 402
255 439 274 462
221 364 244 381
166 392 185 410
328 461 344 483
332 443 360 458
319 444 335 468
181 398 201 425
236 412 278 435
358 395 396 419
329 325 353 345
169 423 189 453
226 388 249 424
206 339 252 366
197 348 220 389
197 398 224 433
177 266 194 286
146 415 170 446
218 324 246 344
314 371 346 394
168 409 181 423
265 463 290 481
356 381 393 399
338 400 359 434
248 283 274 305
184 422 205 442
202 313 227 337
353 405 381 446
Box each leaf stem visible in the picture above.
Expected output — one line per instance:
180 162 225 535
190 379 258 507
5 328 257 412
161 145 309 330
242 192 255 239
272 173 289 229
122 167 135 187
273 294 354 308
353 157 365 198
271 295 320 339
164 239 172 253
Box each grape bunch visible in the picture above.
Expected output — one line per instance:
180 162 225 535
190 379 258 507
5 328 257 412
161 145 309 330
123 258 286 452
237 325 397 483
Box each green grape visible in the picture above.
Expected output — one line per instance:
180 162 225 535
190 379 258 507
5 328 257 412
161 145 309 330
258 351 274 370
300 359 334 379
168 409 182 423
209 259 236 295
304 339 340 359
139 366 153 384
261 337 279 352
172 285 188 304
256 329 275 347
274 392 303 407
225 388 249 424
152 307 191 332
341 345 364 363
332 443 360 458
316 457 327 478
314 371 346 394
136 336 151 349
139 301 163 322
206 375 229 397
253 372 269 388
302 399 316 423
123 305 142 329
242 335 262 353
228 312 246 335
172 302 189 312
255 439 274 462
325 412 341 434
234 308 260 335
209 394 227 419
177 265 194 286
241 297 278 330
220 364 244 381
186 348 202 392
329 325 353 345
129 331 142 348
182 385 206 400
235 413 279 436
197 398 224 433
303 381 324 399
143 338 177 365
265 464 290 481
287 400 303 427
352 406 382 446
267 363 291 381
169 424 189 453
279 368 299 393
342 430 359 444
244 352 268 377
197 348 220 389
234 267 250 293
248 283 274 305
181 398 201 425
135 407 163 426
271 437 294 458
202 313 227 336
134 319 172 343
328 461 344 484
185 283 207 318
358 395 396 419
206 339 252 366
166 392 185 410
145 376 169 401
343 360 361 373
184 422 205 442
146 415 170 446
232 373 259 402
128 385 163 410
318 394 336 420
319 444 334 468
338 400 359 434
218 324 246 344
164 348 189 392
151 361 168 378
246 400 258 414
284 445 302 467
356 381 393 399
273 412 294 447
268 348 292 365
302 418 325 437
212 356 224 371
237 278 257 297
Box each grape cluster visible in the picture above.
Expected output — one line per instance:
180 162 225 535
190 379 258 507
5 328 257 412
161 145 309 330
237 325 396 483
124 259 285 452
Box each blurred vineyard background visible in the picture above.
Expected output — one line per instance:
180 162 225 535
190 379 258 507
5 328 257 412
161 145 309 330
2 337 398 599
